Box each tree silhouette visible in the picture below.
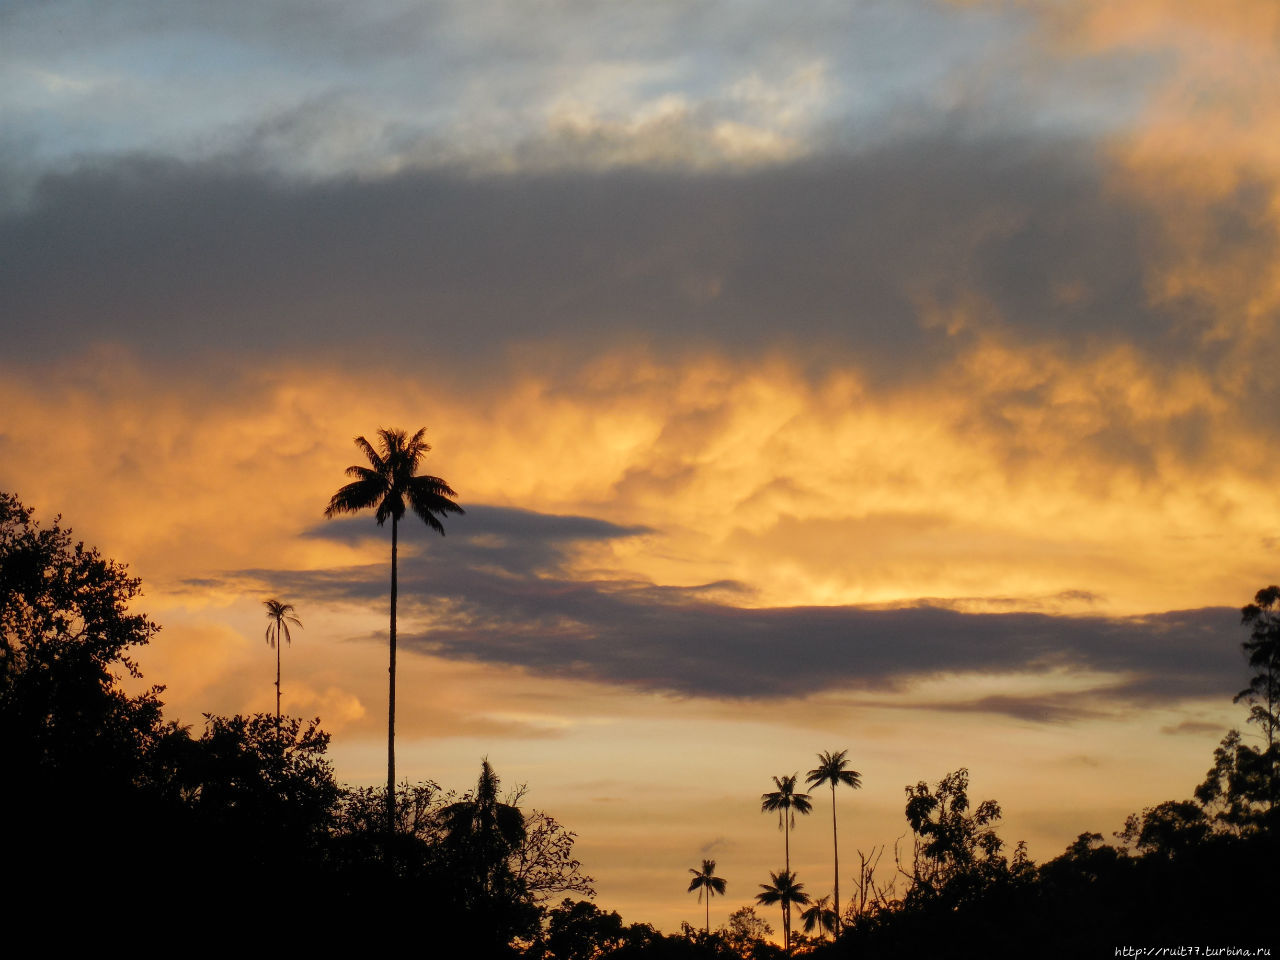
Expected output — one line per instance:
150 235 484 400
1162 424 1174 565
1238 585 1280 814
687 858 727 933
798 894 837 940
761 774 812 876
756 869 810 956
324 427 463 855
806 748 861 935
263 598 301 729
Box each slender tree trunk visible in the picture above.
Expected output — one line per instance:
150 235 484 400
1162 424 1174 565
831 782 840 935
784 815 791 950
706 894 710 934
386 516 398 864
274 626 281 731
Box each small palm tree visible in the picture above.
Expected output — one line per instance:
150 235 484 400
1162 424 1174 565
806 749 862 934
325 427 463 852
799 895 837 941
263 598 302 729
687 858 727 933
756 869 810 956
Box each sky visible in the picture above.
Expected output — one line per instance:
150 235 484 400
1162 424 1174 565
4 0 1280 936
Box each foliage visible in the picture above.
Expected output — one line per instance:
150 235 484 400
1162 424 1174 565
1237 585 1280 747
182 712 339 851
0 492 166 785
719 907 780 960
900 768 1011 906
0 492 173 893
332 766 594 952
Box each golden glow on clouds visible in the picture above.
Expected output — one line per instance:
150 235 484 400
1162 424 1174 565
4 331 1275 622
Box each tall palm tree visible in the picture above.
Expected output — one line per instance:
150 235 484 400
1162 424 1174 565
756 869 810 956
262 598 302 729
325 427 463 852
687 858 727 933
799 895 837 941
806 749 862 935
760 773 813 875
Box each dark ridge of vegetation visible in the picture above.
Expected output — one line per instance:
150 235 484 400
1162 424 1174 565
2 490 1277 955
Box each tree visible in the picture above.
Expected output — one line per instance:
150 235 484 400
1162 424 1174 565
805 748 861 935
440 758 528 897
688 858 728 933
180 712 339 877
798 895 837 940
1237 586 1280 813
538 899 626 960
263 598 302 729
324 427 463 850
901 768 1008 907
721 906 775 959
755 870 810 957
760 774 812 876
0 492 171 888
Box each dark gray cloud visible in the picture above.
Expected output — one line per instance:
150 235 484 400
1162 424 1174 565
211 505 1247 718
0 137 1229 374
309 507 651 577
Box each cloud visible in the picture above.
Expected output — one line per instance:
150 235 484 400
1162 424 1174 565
0 135 1225 376
307 506 651 578
209 506 1246 717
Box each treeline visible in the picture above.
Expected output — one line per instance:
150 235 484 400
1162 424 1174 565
0 493 585 950
3 490 1277 955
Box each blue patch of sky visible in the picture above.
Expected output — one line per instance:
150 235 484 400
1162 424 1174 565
1 0 1161 177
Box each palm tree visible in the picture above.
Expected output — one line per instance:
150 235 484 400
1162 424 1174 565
440 758 526 898
687 858 727 933
262 598 302 729
799 895 837 941
760 775 811 950
806 749 862 934
324 427 463 852
756 869 810 956
760 773 813 875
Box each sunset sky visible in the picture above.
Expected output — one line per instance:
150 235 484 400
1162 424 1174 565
4 0 1280 934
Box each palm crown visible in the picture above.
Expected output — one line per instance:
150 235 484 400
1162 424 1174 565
324 427 462 531
263 598 301 649
806 750 861 793
761 774 813 832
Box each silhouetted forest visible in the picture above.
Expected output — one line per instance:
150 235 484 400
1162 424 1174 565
3 491 1276 956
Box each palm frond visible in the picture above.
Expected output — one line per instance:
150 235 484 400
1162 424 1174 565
325 476 388 519
407 475 463 535
353 435 386 473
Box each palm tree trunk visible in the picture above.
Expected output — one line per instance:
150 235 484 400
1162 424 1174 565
784 816 791 949
386 515 398 863
274 627 281 731
831 782 840 935
706 893 710 934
